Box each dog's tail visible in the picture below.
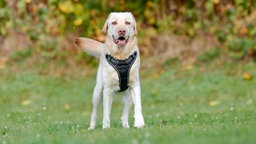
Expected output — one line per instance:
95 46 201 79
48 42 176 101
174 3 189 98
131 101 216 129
74 37 104 59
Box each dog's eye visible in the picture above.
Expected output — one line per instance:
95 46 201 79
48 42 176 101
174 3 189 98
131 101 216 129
112 21 117 25
125 21 130 25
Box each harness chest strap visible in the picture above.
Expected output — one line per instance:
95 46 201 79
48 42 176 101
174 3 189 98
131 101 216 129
105 51 137 92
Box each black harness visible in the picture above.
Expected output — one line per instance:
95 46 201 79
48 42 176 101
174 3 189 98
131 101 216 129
106 51 137 92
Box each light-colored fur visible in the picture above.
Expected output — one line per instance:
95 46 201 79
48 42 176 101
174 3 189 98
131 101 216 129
74 12 144 129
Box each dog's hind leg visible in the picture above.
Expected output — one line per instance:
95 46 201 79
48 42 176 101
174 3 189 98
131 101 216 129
88 68 103 130
121 89 133 128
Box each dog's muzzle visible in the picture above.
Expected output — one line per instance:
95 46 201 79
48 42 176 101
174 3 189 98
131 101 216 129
112 35 129 46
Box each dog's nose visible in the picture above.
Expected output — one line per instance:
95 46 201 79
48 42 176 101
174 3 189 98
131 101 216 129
118 29 126 36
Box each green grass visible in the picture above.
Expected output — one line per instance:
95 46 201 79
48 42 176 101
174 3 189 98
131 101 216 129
0 61 256 144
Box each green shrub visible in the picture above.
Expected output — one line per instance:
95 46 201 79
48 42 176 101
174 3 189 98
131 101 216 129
198 48 220 62
1 0 256 62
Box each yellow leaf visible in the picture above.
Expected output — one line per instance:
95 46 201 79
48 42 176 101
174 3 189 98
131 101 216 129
73 18 83 26
22 100 31 106
209 101 219 107
0 63 5 70
211 0 220 4
64 103 71 111
239 26 248 36
74 4 84 15
0 57 7 70
148 17 156 25
25 0 32 3
58 2 73 14
182 65 193 71
76 4 83 11
151 72 159 78
243 72 252 80
146 1 153 8
59 4 67 13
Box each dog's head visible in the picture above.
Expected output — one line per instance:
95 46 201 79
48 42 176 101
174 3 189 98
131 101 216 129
102 12 137 47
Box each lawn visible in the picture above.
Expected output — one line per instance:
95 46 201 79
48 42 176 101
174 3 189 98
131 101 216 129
0 61 256 144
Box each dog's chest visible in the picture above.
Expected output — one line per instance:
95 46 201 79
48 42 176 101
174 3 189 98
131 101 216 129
103 52 137 92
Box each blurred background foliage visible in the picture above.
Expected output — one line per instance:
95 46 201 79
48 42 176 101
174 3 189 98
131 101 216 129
0 0 256 71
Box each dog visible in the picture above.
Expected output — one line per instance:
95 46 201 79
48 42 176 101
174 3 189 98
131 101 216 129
74 12 145 129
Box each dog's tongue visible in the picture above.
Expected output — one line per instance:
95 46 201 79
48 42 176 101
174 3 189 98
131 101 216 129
116 40 126 46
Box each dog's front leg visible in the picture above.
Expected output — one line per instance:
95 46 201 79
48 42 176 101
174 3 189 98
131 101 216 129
131 82 145 128
88 67 103 130
102 88 114 129
121 90 133 128
88 82 103 130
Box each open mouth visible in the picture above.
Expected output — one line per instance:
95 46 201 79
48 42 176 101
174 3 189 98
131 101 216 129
112 35 129 46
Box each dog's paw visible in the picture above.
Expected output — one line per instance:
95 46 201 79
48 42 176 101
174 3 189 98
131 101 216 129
102 122 111 129
102 125 110 129
134 121 145 128
88 124 95 130
134 114 145 128
121 121 130 128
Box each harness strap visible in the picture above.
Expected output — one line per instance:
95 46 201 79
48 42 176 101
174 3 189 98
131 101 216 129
106 51 137 92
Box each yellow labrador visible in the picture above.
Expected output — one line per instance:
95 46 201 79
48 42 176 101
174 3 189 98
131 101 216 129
74 12 144 129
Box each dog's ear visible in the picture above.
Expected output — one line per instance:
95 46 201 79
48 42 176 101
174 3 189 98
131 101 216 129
102 13 112 33
128 12 138 35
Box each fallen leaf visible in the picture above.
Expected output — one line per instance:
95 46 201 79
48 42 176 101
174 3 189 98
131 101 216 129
0 63 5 70
0 57 8 70
209 101 219 106
243 72 252 80
22 100 32 106
239 25 248 36
64 103 71 111
182 65 193 71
